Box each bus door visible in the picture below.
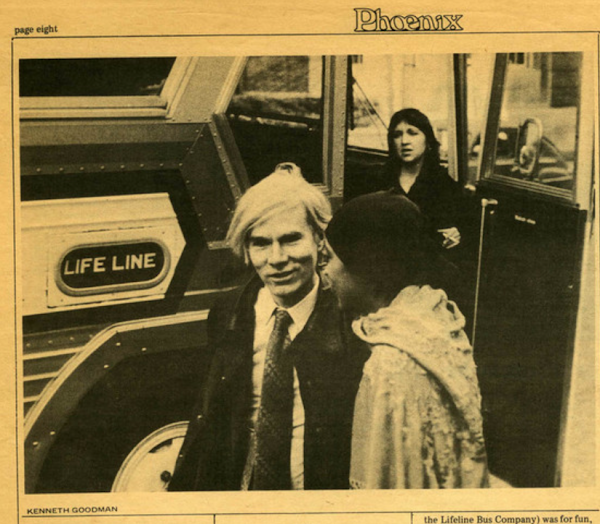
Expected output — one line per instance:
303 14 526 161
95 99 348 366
343 50 595 488
469 52 595 487
344 53 484 320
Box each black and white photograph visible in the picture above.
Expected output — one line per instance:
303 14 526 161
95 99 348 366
17 46 596 500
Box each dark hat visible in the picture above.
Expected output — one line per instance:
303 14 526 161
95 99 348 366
326 192 456 291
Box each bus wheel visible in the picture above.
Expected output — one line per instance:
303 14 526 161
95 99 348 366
111 421 189 492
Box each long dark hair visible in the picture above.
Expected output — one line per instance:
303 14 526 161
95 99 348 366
386 108 441 177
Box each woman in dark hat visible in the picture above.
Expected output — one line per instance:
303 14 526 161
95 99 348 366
322 192 488 489
383 108 464 251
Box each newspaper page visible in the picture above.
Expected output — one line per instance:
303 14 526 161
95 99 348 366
0 0 598 523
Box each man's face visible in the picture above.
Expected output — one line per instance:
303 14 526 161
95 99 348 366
247 205 320 308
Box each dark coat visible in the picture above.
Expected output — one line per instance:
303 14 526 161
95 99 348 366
386 164 465 238
381 164 474 318
168 278 369 491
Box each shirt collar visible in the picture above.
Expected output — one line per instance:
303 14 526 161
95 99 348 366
255 277 320 333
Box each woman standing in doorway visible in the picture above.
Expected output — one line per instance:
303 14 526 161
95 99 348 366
383 108 464 251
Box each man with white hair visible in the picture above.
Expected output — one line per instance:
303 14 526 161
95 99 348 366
169 163 368 491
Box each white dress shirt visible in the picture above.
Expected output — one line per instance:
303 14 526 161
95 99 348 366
250 279 319 489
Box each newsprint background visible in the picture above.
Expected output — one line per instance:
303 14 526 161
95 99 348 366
0 0 598 523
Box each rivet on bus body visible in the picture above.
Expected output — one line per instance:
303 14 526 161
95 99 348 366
79 167 85 171
159 163 164 168
140 163 145 168
116 341 121 347
58 167 64 172
185 179 191 184
192 196 196 201
160 471 172 483
120 165 125 169
50 431 56 436
32 441 39 447
36 168 41 173
178 163 183 167
104 364 110 369
100 165 105 170
141 347 147 352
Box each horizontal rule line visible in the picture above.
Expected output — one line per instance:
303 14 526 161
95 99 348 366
20 510 600 519
412 511 600 514
11 30 600 41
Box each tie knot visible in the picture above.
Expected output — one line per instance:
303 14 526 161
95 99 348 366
273 308 293 331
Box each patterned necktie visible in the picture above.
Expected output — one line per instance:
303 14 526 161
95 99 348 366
252 308 294 490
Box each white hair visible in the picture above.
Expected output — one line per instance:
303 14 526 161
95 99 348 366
226 162 332 264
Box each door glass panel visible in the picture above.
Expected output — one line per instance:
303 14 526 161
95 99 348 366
487 52 581 196
227 56 324 184
348 54 451 163
466 54 495 185
20 58 176 97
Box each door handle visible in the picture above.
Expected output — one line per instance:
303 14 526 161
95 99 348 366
481 197 498 210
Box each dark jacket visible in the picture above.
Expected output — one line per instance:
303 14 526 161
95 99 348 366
382 164 474 317
386 164 464 239
168 278 369 491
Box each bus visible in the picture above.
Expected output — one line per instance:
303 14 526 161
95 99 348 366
19 50 596 492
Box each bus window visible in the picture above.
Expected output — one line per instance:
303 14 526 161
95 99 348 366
348 54 452 163
486 52 581 196
226 56 324 185
20 58 177 97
